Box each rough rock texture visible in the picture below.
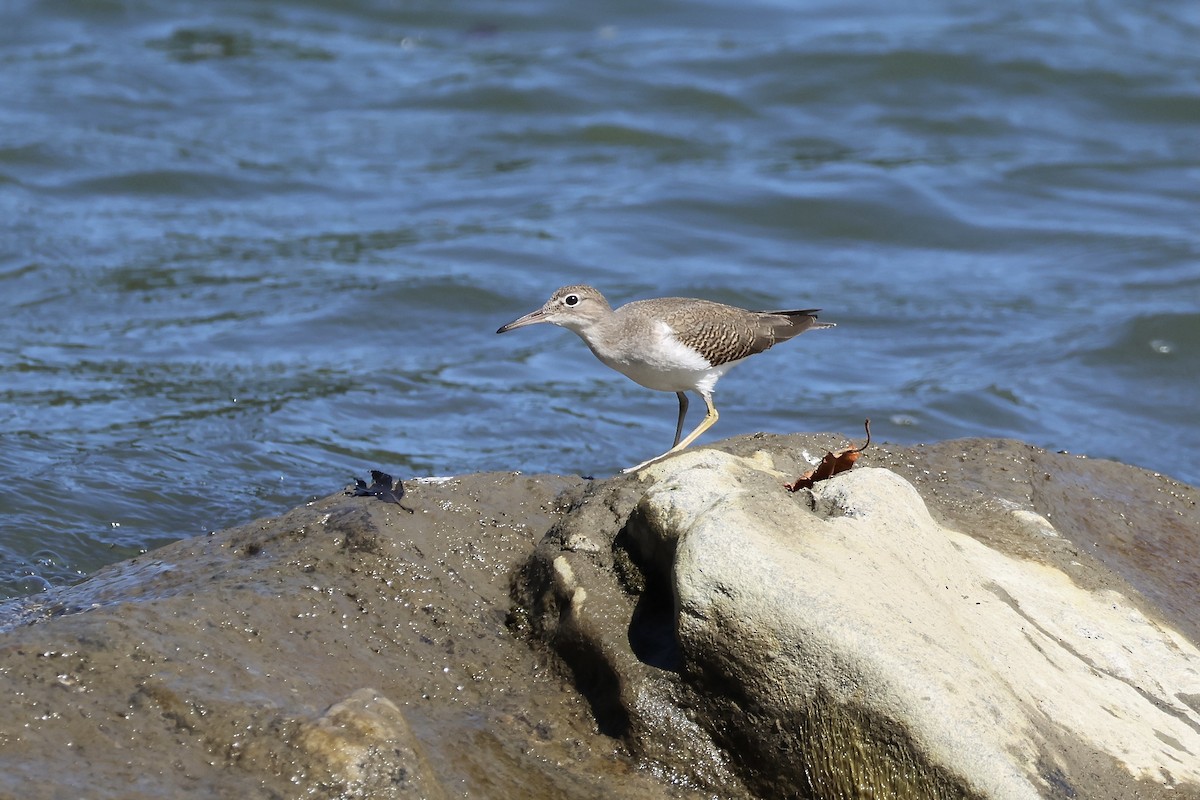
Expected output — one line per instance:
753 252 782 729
1 435 1198 799
514 435 1200 800
0 472 740 800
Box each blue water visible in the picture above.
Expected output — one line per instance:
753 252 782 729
2 0 1198 597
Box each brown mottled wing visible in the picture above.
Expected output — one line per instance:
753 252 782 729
662 301 829 367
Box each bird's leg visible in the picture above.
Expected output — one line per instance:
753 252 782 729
623 392 718 473
670 391 718 452
673 391 689 447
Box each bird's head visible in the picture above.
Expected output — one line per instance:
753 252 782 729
496 285 612 335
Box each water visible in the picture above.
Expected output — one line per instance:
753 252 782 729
2 0 1198 598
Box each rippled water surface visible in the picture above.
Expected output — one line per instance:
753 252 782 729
2 0 1198 597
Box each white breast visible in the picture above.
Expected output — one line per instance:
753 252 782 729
588 320 742 394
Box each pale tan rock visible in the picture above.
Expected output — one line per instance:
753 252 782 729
295 688 447 799
640 450 1200 798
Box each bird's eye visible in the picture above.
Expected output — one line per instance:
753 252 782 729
564 294 579 307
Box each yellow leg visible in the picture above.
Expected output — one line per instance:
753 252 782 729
623 393 718 473
671 392 718 451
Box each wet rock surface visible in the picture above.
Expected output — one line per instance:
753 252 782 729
0 472 725 800
1 436 1198 799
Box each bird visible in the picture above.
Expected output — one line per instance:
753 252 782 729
496 284 834 472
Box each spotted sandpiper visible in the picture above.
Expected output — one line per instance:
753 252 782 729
497 285 834 472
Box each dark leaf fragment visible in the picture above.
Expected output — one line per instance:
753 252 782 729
348 469 415 513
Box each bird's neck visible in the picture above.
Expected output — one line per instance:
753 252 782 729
557 311 612 347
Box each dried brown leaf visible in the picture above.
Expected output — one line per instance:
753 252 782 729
785 419 871 492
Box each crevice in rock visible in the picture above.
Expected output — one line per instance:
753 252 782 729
615 512 682 673
627 578 680 672
510 547 634 741
554 628 635 740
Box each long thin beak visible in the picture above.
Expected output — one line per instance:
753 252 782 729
496 308 547 334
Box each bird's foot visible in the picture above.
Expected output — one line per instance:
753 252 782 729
621 449 677 474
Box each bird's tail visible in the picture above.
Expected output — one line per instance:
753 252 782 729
763 309 836 342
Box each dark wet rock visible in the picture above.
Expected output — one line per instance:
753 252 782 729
0 471 732 800
1 436 1198 799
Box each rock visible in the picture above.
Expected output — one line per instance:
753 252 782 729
0 471 736 800
2 436 1198 799
293 688 445 798
518 437 1200 800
